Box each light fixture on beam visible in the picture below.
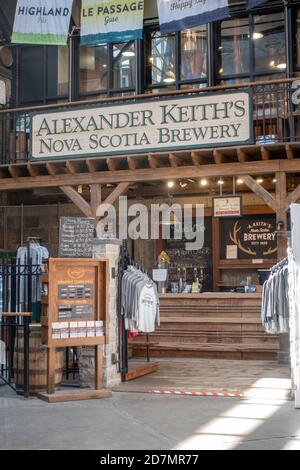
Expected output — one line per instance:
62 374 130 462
256 177 264 184
167 181 175 188
200 178 208 187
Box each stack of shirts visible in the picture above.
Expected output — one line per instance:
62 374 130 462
261 259 289 334
122 266 160 333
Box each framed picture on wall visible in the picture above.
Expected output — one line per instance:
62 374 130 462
213 196 243 218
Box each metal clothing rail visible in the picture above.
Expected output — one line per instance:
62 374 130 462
117 241 152 378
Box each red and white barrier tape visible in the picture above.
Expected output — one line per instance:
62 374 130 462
149 389 243 398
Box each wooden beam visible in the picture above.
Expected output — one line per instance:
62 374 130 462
90 184 102 218
237 148 248 163
127 156 137 171
191 152 204 166
60 186 92 218
65 161 78 174
242 175 276 212
288 184 300 205
275 172 287 260
0 160 288 192
46 162 61 176
169 153 180 168
285 144 295 160
261 146 271 161
27 164 41 177
102 182 130 207
86 159 98 173
8 165 22 178
148 154 160 169
107 158 118 171
213 150 225 164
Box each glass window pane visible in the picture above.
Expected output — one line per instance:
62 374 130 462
146 31 176 85
80 45 108 94
181 26 207 80
218 17 249 77
296 10 300 67
113 42 136 89
57 46 69 97
253 13 286 73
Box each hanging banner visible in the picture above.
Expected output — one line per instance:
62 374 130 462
157 0 230 35
80 0 144 45
11 0 73 45
247 0 267 9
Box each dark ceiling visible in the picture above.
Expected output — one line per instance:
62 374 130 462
0 0 17 43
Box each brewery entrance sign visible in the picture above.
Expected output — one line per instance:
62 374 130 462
30 91 252 160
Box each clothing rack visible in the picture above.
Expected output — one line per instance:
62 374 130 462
270 257 288 273
118 240 158 381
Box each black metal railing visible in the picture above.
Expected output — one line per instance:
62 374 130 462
0 258 41 397
0 313 30 397
0 77 300 166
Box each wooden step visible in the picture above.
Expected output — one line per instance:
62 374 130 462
148 331 279 345
132 341 279 361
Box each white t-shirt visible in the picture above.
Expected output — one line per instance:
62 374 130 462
137 284 159 333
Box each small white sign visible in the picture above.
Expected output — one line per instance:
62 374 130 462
226 245 238 260
152 269 168 282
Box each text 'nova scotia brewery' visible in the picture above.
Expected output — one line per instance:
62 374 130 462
0 0 300 404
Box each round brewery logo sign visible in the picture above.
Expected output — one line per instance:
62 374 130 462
230 220 277 257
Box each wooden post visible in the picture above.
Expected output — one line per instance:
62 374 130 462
47 347 56 395
95 345 103 390
275 172 288 261
212 217 221 292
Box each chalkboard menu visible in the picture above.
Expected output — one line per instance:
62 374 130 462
165 218 213 292
220 215 277 260
59 217 95 258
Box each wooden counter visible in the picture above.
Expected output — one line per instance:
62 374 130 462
131 290 279 361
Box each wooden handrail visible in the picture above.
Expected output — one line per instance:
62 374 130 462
1 312 32 318
0 77 297 116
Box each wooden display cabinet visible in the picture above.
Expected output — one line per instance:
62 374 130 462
39 258 111 402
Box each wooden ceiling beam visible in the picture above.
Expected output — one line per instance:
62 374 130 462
107 158 118 171
8 165 23 178
86 159 98 173
261 146 271 161
1 160 300 192
285 144 295 160
60 186 93 218
148 154 161 169
27 164 42 177
191 151 204 166
237 148 248 163
288 184 300 205
65 160 79 174
169 153 181 168
127 156 137 171
213 150 225 164
242 174 276 211
101 182 131 208
46 162 62 176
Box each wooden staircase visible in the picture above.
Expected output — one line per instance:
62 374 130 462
131 295 280 361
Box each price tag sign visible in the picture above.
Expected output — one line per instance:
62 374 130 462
152 269 168 282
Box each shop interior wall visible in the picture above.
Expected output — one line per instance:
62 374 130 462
0 192 274 261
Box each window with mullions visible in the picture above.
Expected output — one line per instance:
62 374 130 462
79 45 108 94
217 11 286 82
19 45 69 104
145 27 207 90
79 42 136 96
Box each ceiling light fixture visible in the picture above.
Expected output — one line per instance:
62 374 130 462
179 180 188 188
253 32 264 39
200 178 208 187
256 177 264 184
167 181 175 188
218 178 225 185
122 51 135 58
237 178 244 185
277 63 286 70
